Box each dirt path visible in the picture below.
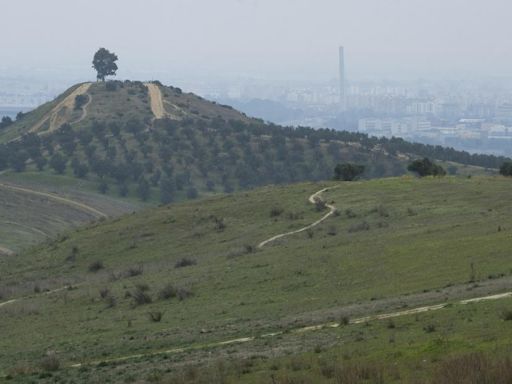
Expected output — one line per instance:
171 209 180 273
0 182 107 219
145 83 167 119
71 93 92 125
258 187 336 248
0 246 14 256
28 83 92 135
68 289 512 368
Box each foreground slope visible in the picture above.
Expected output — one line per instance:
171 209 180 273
1 176 512 382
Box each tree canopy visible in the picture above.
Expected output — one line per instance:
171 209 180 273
407 158 446 177
334 163 365 181
92 48 118 82
499 161 512 176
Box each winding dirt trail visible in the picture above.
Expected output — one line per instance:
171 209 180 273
258 187 336 248
28 83 92 135
0 183 107 219
68 289 512 368
145 83 167 119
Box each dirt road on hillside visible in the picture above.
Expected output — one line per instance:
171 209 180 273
67 289 512 368
145 83 167 119
28 83 92 135
258 187 337 248
0 182 107 218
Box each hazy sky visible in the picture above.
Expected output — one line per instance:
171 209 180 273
2 0 512 82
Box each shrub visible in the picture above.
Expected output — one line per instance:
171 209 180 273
348 221 370 233
327 226 338 236
174 258 197 269
125 265 143 277
270 207 284 217
132 287 152 306
99 288 110 299
424 324 436 333
345 209 357 218
176 287 194 301
74 94 88 110
148 311 164 322
408 157 446 177
334 163 365 181
499 161 512 176
88 260 104 273
158 284 177 300
501 310 512 321
40 354 60 372
314 198 327 211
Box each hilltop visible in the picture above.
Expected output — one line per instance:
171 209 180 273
1 176 512 382
0 80 508 254
0 80 507 204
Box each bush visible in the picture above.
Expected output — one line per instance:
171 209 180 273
500 161 512 176
132 287 152 306
74 94 88 110
40 354 60 372
158 284 177 300
176 287 194 301
348 221 370 233
314 198 327 211
270 207 284 217
174 258 197 269
424 324 436 333
334 163 365 181
148 311 164 322
125 265 143 277
88 260 104 273
408 157 446 177
501 310 512 321
99 288 110 299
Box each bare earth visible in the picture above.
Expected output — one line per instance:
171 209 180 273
28 82 92 135
145 83 167 119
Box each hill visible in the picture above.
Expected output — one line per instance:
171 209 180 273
0 80 508 207
2 176 512 382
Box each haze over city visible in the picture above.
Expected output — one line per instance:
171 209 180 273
2 0 512 81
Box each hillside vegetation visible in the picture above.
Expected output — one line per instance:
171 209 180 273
0 81 506 206
1 176 512 382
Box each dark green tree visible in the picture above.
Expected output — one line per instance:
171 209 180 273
159 175 175 204
334 163 365 181
407 158 446 177
92 48 118 82
49 153 67 174
499 161 512 176
136 177 151 201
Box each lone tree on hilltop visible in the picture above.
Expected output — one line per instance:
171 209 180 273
92 48 118 82
334 163 365 181
407 158 446 177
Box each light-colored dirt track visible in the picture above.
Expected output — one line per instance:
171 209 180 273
68 289 512 368
258 187 336 248
28 83 92 135
0 182 107 219
0 246 14 256
145 83 167 119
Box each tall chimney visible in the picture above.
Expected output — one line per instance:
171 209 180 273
339 46 346 111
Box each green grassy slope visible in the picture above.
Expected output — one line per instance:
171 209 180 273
0 171 143 252
1 176 512 382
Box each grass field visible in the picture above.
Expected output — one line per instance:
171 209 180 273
1 175 512 382
0 171 143 252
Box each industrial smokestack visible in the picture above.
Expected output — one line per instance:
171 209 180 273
339 46 346 111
